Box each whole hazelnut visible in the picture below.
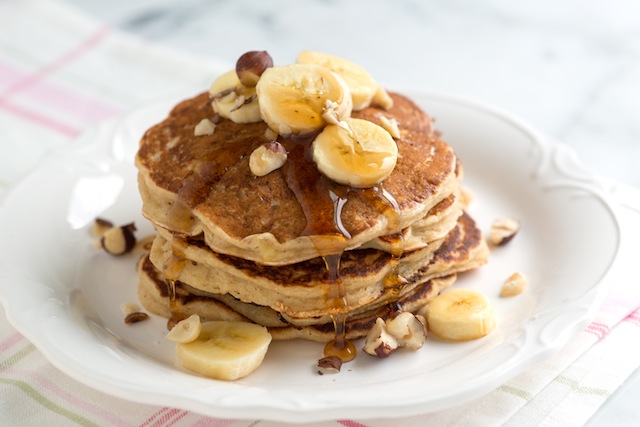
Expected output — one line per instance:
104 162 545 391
236 50 273 87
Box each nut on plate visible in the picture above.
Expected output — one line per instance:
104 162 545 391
363 318 398 358
124 311 149 324
91 217 114 238
385 311 428 350
100 223 137 255
489 217 520 246
500 272 528 297
249 142 287 176
235 50 273 87
317 355 343 375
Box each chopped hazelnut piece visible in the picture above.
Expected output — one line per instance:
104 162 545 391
363 318 398 358
377 115 401 139
249 142 287 176
317 355 342 374
489 217 520 246
124 312 149 324
194 118 216 136
100 223 137 256
385 311 428 350
500 272 528 297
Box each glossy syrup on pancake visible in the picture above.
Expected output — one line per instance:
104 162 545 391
279 134 407 361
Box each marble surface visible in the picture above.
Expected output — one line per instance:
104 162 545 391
61 0 640 425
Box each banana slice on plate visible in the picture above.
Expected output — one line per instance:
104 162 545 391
176 321 272 381
312 117 398 187
256 63 352 135
209 70 262 123
297 50 388 111
425 289 496 341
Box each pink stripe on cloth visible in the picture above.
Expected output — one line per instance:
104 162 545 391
0 332 24 353
140 407 191 427
4 367 134 427
0 100 79 137
338 420 369 427
0 58 122 122
139 407 172 427
584 322 611 340
0 27 110 100
21 78 122 122
145 408 189 427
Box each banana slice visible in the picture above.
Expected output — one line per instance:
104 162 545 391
256 63 352 135
311 117 398 187
209 70 262 123
176 321 272 381
297 50 385 111
425 289 496 341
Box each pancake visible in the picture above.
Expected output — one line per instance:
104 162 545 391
138 258 457 342
136 91 461 265
137 211 488 339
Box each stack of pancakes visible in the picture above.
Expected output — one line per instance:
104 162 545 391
135 91 488 342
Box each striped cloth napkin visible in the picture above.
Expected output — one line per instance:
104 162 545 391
1 1 640 426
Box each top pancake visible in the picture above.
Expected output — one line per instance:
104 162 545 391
136 91 460 265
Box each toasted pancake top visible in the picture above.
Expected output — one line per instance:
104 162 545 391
136 91 459 264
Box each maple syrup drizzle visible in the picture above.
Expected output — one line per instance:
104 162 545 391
280 138 359 360
370 185 406 310
159 111 406 357
280 138 407 361
162 236 189 329
161 113 257 329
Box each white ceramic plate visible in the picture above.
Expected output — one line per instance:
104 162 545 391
0 92 620 422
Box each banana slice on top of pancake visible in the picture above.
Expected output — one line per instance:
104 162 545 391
256 63 353 136
209 70 263 123
296 50 393 111
312 117 398 187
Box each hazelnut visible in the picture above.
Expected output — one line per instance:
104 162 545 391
489 217 520 246
500 272 528 297
165 314 202 343
317 355 342 375
124 311 149 324
249 142 287 176
377 115 401 139
385 311 427 350
100 223 137 256
90 217 113 238
235 50 273 87
194 118 216 136
363 318 398 358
